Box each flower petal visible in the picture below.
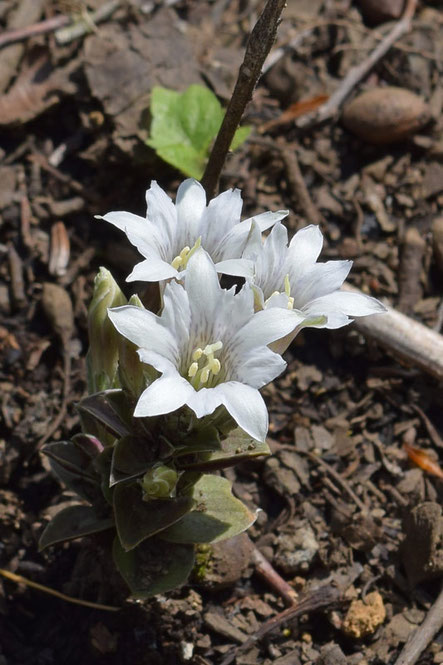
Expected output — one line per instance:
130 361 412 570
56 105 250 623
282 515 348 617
215 382 269 442
233 346 287 388
303 290 386 329
126 258 178 282
287 225 324 280
108 305 178 361
201 188 242 255
214 258 254 278
243 210 289 232
229 308 303 359
96 211 147 236
161 281 191 349
146 181 177 248
175 179 207 246
292 261 352 307
184 249 220 336
134 375 193 417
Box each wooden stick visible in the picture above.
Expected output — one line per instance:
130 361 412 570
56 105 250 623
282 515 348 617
296 0 418 128
343 284 443 381
394 583 443 665
201 0 286 200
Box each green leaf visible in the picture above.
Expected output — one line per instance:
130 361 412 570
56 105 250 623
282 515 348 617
178 428 270 471
146 84 250 179
113 536 195 599
160 475 257 545
231 125 251 151
110 435 166 487
113 482 195 551
78 390 130 439
43 441 102 503
39 505 113 550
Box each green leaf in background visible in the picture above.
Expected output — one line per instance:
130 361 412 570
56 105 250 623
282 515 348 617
39 505 113 550
146 84 251 179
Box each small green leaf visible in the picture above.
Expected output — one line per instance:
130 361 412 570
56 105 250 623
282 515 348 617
113 536 195 599
113 482 195 551
231 125 251 151
39 505 113 550
43 441 102 503
160 475 257 545
78 390 130 439
146 84 250 179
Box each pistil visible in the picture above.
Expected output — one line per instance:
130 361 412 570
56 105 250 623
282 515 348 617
171 237 202 271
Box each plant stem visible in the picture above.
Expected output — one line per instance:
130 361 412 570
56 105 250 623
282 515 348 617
201 0 286 200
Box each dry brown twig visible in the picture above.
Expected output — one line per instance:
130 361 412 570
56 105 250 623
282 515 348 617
394 583 443 665
296 0 418 128
201 0 287 200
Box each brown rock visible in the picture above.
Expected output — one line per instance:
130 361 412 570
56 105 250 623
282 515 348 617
357 0 404 24
342 87 431 144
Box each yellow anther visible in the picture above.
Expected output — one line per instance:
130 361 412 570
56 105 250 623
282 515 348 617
171 256 183 270
188 362 198 378
204 341 223 355
192 348 203 361
200 366 210 383
210 358 221 375
287 297 294 310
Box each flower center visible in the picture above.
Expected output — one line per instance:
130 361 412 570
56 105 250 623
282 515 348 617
187 341 223 389
265 274 294 310
171 237 202 271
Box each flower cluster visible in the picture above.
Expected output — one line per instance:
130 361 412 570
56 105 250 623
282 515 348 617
40 178 385 601
100 179 385 441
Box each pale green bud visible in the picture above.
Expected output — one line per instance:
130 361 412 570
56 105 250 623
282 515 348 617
87 267 127 392
141 465 178 499
117 294 153 399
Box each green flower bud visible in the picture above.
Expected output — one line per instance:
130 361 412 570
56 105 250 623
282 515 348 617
141 465 178 499
87 267 126 392
117 294 147 399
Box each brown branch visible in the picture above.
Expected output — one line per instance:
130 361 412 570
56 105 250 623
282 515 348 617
0 15 69 49
219 585 343 665
201 0 286 200
296 0 418 128
394 583 443 665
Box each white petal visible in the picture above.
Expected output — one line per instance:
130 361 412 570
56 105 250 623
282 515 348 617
303 290 386 329
201 188 243 256
161 280 191 348
126 258 178 282
215 382 269 442
137 349 177 374
292 261 352 308
287 225 324 281
253 223 288 296
108 305 178 361
229 308 303 358
243 210 289 232
146 181 177 247
214 258 254 278
176 179 207 245
233 346 287 388
134 375 193 417
184 249 220 335
96 211 147 236
185 386 223 419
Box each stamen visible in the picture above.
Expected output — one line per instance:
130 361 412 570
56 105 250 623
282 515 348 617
284 274 291 297
187 340 223 388
171 238 202 271
287 297 294 310
200 367 210 383
188 362 198 378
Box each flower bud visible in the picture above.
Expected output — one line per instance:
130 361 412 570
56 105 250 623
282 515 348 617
117 294 151 399
87 267 126 392
141 465 178 499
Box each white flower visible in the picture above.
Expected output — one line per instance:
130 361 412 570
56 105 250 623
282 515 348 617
244 222 386 349
108 249 298 442
97 179 288 283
